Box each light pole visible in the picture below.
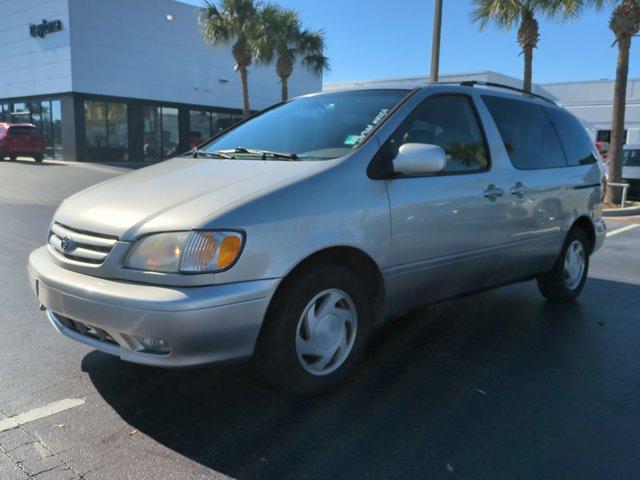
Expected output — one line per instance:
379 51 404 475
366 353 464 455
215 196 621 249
429 0 443 83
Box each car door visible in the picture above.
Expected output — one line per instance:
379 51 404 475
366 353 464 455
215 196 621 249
379 93 510 315
481 96 569 281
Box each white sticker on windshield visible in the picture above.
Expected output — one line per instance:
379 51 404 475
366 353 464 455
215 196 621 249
353 108 390 146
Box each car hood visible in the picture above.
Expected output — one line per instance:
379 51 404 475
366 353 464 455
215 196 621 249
54 158 330 240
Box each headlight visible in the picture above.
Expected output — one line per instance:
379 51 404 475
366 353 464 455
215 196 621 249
124 231 244 273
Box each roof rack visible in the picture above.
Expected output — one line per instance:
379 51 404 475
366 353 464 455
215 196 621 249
457 80 556 105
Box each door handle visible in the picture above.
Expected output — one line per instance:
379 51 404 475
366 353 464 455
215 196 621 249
483 184 504 200
510 182 527 197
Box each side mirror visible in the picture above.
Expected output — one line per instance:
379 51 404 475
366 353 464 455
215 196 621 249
392 143 446 176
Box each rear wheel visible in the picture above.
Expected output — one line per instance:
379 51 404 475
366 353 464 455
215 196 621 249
537 228 590 302
34 154 43 163
258 265 372 395
8 156 16 161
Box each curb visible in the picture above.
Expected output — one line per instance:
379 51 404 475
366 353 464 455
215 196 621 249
602 206 640 217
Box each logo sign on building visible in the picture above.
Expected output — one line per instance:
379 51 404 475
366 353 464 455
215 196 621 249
30 19 63 38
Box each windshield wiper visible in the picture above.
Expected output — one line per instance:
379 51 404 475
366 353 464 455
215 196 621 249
183 148 233 159
233 147 299 160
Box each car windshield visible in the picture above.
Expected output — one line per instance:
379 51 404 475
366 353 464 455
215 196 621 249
623 149 640 166
201 89 409 160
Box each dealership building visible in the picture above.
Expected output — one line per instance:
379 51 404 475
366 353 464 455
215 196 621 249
0 0 321 162
325 71 640 146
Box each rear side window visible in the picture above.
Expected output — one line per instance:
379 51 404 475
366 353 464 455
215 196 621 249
8 126 38 135
545 108 596 166
624 149 640 166
385 95 489 173
482 95 566 170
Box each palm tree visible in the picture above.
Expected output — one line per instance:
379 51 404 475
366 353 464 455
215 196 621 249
605 0 640 204
200 0 265 118
259 6 330 101
472 0 594 92
471 1 545 92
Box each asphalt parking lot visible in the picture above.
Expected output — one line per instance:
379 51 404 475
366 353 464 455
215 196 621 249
1 158 639 480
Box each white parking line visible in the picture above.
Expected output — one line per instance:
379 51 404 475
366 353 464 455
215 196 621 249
0 398 85 433
606 224 640 238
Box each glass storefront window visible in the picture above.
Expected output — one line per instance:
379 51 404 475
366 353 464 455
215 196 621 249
143 106 180 161
30 102 42 131
41 101 53 157
161 107 179 158
107 103 128 161
11 103 30 123
51 101 62 159
0 104 8 122
85 101 107 148
212 112 233 135
189 110 210 149
85 101 128 161
143 106 161 162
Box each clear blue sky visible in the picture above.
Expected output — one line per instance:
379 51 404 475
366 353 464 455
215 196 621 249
180 0 639 85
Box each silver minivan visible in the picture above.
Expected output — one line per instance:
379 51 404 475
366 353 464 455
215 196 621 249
28 83 606 394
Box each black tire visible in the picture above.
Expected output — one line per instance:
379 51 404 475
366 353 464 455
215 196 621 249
34 154 43 163
257 264 373 396
8 156 16 161
537 228 590 302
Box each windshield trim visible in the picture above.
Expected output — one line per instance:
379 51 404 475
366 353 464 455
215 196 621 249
199 88 417 161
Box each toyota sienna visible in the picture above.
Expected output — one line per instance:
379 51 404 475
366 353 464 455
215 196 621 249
28 83 607 394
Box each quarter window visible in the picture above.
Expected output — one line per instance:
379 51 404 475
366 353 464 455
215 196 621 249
482 95 566 170
385 95 489 173
545 108 596 166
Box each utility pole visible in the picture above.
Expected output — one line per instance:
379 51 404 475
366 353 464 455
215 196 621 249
429 0 443 83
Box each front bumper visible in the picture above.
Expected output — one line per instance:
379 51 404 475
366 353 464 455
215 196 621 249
28 246 280 367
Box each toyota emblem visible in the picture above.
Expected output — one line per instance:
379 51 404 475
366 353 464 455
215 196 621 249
60 236 77 253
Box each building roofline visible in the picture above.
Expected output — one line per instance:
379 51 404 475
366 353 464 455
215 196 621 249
541 77 640 87
324 70 509 87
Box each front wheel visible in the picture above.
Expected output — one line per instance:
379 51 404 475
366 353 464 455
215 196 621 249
257 265 372 396
537 228 590 302
34 154 43 163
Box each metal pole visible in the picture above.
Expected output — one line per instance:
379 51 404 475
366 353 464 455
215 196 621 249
429 0 443 83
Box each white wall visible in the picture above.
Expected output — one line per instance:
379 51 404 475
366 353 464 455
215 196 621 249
0 0 72 98
68 0 321 110
541 79 640 144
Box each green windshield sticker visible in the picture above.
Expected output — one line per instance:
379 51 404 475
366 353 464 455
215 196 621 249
344 134 360 146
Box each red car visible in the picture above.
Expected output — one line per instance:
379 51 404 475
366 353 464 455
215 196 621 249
0 123 45 162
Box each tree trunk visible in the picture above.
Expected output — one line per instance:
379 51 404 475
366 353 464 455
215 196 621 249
605 36 631 205
518 10 538 93
281 76 289 102
523 45 533 93
239 66 250 119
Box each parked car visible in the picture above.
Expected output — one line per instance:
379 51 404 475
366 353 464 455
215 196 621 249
0 123 45 162
28 84 606 395
623 144 640 198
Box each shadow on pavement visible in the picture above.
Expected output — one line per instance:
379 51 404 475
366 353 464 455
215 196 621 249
83 278 640 479
2 159 62 167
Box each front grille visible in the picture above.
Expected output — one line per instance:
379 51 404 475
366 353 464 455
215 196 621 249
48 223 118 265
55 314 118 346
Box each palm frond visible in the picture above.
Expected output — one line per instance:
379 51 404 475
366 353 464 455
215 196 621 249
302 53 331 76
470 0 526 30
543 0 609 21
